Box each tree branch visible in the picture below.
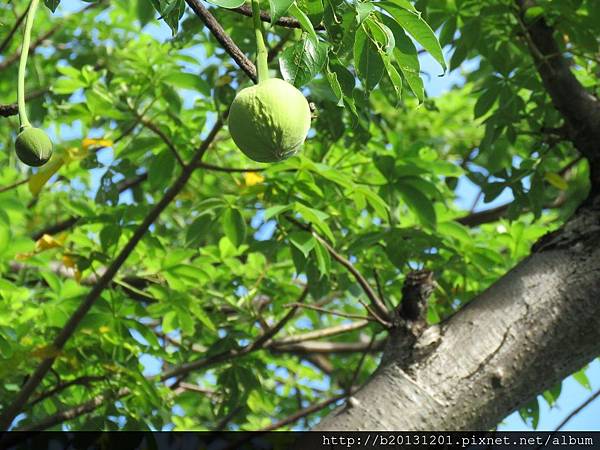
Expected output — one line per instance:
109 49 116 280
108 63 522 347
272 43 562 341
231 5 325 31
554 387 600 432
196 162 263 173
139 118 185 167
0 2 30 55
270 320 370 346
0 119 224 430
515 0 600 188
0 88 48 118
271 339 385 355
185 0 257 82
159 286 308 381
286 216 391 323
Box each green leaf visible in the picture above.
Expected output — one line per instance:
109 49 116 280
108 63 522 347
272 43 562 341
519 398 540 429
269 0 295 24
294 203 335 242
289 3 319 44
168 72 211 96
379 2 446 71
288 231 316 257
44 0 61 12
396 181 436 227
206 0 246 7
382 15 424 101
354 25 385 92
186 214 214 247
573 368 592 390
264 205 292 221
313 240 331 276
149 149 176 190
296 0 324 26
222 208 247 247
474 88 499 119
279 36 328 87
137 0 156 26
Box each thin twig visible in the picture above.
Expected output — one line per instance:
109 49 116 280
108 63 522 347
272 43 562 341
196 162 263 173
0 1 30 55
26 375 106 408
283 302 376 322
140 118 185 167
285 216 391 323
270 320 369 346
346 332 376 397
231 5 325 31
554 388 600 431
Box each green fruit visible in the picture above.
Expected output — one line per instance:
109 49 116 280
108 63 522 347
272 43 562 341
15 127 53 167
228 78 311 163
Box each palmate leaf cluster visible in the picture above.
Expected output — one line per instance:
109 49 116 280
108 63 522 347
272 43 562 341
0 0 597 431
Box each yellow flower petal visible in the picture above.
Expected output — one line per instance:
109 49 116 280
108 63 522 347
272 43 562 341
62 254 81 282
82 138 113 150
35 234 63 252
28 155 65 196
243 172 265 187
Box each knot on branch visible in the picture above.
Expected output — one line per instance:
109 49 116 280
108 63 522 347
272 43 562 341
380 270 437 368
397 269 436 323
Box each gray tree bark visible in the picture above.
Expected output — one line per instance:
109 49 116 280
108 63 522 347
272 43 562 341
316 1 600 431
316 198 600 430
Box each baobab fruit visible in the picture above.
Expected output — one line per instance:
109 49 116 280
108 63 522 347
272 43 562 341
228 78 311 163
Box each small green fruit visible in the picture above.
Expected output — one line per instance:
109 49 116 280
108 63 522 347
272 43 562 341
228 78 311 163
15 127 53 167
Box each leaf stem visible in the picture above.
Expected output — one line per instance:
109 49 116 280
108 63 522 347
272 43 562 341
251 0 269 82
18 0 40 129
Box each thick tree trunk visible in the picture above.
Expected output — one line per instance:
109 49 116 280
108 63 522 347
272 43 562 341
316 199 600 430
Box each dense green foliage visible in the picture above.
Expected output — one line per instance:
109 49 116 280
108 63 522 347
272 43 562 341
0 0 597 431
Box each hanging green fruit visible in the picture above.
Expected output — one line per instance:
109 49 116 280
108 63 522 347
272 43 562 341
227 0 311 163
15 0 53 167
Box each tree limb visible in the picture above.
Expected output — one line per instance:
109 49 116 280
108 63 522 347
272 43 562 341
185 0 257 82
0 119 224 430
286 216 391 324
0 2 30 55
270 320 370 346
515 0 600 188
231 5 325 31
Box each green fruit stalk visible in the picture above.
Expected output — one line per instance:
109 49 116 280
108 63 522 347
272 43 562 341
15 0 53 167
228 0 311 163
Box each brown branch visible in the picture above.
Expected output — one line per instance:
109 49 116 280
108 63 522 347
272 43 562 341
258 392 349 432
0 2 30 55
14 388 130 433
26 375 106 408
0 119 224 430
0 178 28 194
231 5 325 31
283 302 375 323
196 162 263 173
0 88 48 118
554 387 600 432
271 339 385 354
457 156 582 227
285 216 391 323
184 0 257 82
270 320 369 346
0 0 104 73
140 119 185 167
158 287 308 381
0 26 59 72
515 0 600 188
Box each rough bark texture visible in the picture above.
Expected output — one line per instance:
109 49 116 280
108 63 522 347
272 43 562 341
316 198 600 430
315 0 600 432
